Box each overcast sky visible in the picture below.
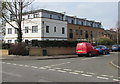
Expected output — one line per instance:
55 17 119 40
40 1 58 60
29 1 118 29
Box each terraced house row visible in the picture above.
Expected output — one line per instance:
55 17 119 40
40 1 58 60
4 9 116 43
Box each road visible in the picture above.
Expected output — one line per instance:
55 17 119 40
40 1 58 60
1 52 120 83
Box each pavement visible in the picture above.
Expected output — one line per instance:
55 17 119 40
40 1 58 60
0 55 78 60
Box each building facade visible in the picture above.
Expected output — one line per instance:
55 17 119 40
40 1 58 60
4 9 104 43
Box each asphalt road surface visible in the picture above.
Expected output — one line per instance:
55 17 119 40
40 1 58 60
1 52 120 83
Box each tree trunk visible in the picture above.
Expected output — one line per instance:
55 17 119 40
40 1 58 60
17 28 22 43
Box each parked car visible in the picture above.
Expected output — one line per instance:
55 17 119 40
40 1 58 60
111 45 120 51
76 42 99 57
94 45 110 55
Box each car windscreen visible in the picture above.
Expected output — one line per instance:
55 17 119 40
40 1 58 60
95 46 102 48
112 45 119 47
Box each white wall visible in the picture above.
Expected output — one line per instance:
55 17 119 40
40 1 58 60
4 18 42 43
4 17 67 43
41 18 67 40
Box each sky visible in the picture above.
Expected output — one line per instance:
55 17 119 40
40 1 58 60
28 1 119 29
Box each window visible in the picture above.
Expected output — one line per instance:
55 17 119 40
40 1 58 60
8 40 12 43
71 20 74 24
81 22 84 26
58 16 60 20
54 27 56 32
8 28 12 34
15 40 18 43
91 31 93 38
25 27 29 33
85 31 88 39
28 15 30 19
50 15 52 19
70 29 73 33
33 13 39 18
15 29 17 34
46 26 49 33
32 26 38 33
76 30 78 35
62 27 65 34
80 30 83 35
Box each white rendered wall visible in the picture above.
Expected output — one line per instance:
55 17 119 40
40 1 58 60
41 18 67 40
4 18 42 43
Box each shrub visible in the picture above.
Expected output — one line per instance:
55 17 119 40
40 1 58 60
2 43 11 49
9 42 29 56
30 40 88 47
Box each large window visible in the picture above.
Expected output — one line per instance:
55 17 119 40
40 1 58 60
15 29 17 34
80 30 83 35
8 40 12 43
54 27 56 32
85 31 88 39
50 15 52 19
25 27 29 33
91 31 93 38
62 27 65 34
33 13 39 18
8 28 12 34
46 26 49 33
32 26 38 33
76 30 78 35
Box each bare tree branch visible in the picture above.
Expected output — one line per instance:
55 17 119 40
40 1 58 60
2 0 34 43
2 13 18 30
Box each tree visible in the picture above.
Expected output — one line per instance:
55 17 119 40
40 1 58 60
97 37 114 45
1 0 34 43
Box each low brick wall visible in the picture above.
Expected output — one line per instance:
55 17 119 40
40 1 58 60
0 49 8 56
29 47 76 56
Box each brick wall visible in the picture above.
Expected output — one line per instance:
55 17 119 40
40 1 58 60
29 47 76 56
0 49 8 56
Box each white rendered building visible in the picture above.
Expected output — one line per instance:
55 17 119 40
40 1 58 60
4 9 67 43
4 9 102 43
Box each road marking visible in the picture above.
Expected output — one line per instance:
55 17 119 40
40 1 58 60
57 70 66 73
110 60 120 69
69 72 79 75
24 65 29 67
6 62 11 64
49 62 71 67
31 66 38 68
113 79 120 81
101 74 114 78
39 67 46 70
44 66 50 68
54 68 61 70
81 74 92 77
63 69 72 71
48 69 56 71
18 64 24 66
74 70 84 73
86 72 96 75
97 76 109 80
12 63 17 65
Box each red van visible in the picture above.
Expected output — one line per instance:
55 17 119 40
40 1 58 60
76 42 98 56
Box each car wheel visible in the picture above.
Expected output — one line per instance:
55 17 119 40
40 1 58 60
103 51 106 55
88 53 92 57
